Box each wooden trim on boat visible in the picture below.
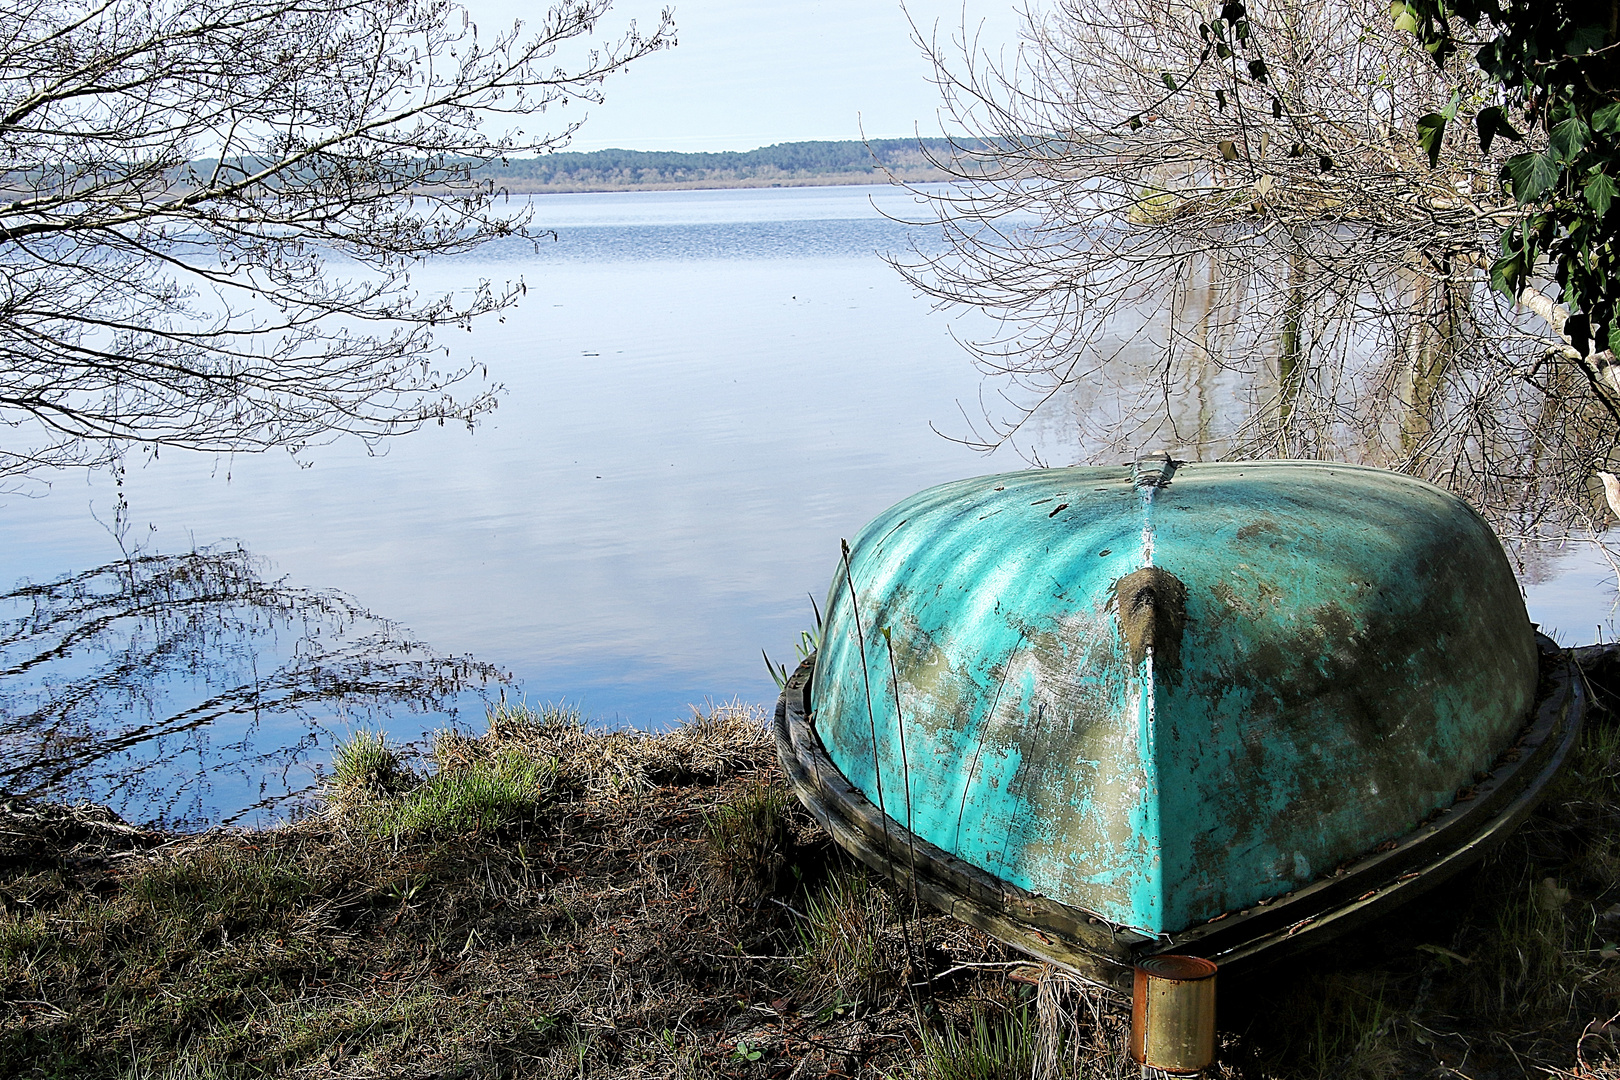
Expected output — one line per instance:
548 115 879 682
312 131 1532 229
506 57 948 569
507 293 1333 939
773 635 1585 992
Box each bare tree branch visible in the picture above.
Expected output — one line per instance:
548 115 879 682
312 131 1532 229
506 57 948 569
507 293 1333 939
893 0 1619 533
0 0 673 477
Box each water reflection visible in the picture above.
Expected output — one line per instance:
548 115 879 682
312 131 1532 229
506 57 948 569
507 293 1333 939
0 546 505 828
999 247 1620 548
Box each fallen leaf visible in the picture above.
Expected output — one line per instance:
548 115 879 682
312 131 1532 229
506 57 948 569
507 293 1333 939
1540 877 1572 912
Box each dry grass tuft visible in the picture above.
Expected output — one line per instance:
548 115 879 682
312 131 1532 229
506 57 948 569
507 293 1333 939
436 698 774 796
1032 966 1132 1080
322 701 776 843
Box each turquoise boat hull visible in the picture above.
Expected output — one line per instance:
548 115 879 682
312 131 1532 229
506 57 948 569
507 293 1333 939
776 459 1583 986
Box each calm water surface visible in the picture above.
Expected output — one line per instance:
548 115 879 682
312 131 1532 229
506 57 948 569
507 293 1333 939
2 185 1615 825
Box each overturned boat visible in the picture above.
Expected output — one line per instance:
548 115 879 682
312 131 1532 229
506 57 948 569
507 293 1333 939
775 458 1584 989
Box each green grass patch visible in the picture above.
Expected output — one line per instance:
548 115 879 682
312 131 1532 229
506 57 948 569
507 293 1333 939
914 1008 1037 1080
328 728 418 803
127 845 315 921
328 727 558 839
796 867 902 1008
705 780 794 896
363 747 557 838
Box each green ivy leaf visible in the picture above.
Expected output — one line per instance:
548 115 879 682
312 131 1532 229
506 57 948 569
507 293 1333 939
1272 97 1282 119
1248 58 1268 82
1594 102 1620 134
1217 42 1231 59
1216 88 1227 110
1567 312 1592 356
1220 1 1246 23
1530 211 1555 248
1476 106 1524 154
1550 117 1588 162
1417 113 1446 168
1489 252 1525 297
1570 25 1606 54
1587 171 1616 217
1162 72 1179 92
1128 114 1143 131
1503 151 1560 203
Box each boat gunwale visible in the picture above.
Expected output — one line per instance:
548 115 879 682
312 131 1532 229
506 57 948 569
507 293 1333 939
774 636 1583 991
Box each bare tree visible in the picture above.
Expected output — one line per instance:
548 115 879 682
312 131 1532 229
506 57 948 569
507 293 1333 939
0 0 672 478
898 0 1618 534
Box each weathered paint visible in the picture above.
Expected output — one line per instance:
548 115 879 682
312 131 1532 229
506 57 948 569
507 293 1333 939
810 460 1538 937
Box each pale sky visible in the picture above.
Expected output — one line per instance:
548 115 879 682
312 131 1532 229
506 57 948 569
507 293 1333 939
462 0 1027 152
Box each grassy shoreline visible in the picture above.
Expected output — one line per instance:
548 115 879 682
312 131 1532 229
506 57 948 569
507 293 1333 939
7 688 1620 1078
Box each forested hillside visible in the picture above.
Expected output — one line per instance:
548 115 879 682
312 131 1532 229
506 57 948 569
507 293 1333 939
480 138 966 191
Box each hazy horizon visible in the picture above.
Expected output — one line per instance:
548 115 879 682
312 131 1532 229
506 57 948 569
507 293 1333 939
458 0 1024 153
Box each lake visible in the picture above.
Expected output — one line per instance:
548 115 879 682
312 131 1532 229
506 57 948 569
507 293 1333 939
2 184 1615 826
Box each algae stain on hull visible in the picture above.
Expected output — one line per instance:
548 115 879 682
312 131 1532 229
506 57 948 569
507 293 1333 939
811 462 1537 937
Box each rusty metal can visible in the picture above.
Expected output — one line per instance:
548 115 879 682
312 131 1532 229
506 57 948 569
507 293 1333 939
1130 955 1217 1075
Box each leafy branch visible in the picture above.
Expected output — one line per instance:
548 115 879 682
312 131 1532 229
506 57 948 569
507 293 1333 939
1397 0 1619 355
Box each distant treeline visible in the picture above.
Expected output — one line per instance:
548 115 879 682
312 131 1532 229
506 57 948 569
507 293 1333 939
482 138 970 191
3 140 980 198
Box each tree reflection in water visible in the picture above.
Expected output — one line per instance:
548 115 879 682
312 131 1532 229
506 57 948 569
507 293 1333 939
0 545 505 829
